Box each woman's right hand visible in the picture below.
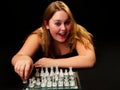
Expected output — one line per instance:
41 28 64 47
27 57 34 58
13 55 34 80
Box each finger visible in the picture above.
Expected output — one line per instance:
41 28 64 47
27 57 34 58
19 64 25 80
24 64 31 80
14 63 21 75
34 63 42 67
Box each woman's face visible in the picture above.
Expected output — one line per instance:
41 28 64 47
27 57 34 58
45 10 72 43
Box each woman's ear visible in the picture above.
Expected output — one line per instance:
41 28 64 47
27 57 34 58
43 20 49 29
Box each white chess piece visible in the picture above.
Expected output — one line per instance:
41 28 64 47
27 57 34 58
68 67 75 80
64 77 69 86
58 80 63 87
54 74 59 81
54 65 59 81
35 68 40 78
28 78 34 88
45 67 49 77
41 76 46 87
69 67 74 76
22 80 27 84
50 66 54 77
40 67 44 77
36 78 41 86
64 69 68 77
46 76 52 87
55 65 59 75
63 69 69 86
69 79 75 86
52 80 57 87
31 77 36 84
59 69 64 80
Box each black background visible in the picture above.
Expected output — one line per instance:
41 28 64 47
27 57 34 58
0 0 120 90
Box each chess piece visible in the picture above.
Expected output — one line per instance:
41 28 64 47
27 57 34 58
54 74 59 81
50 66 54 77
54 65 59 81
68 67 75 80
28 78 34 88
64 69 68 78
41 82 46 87
46 76 52 87
41 76 46 87
36 78 41 86
59 69 64 81
52 80 57 87
58 80 63 87
31 76 36 84
64 77 69 86
45 67 49 77
55 65 59 75
68 67 74 76
40 67 44 77
35 68 40 78
22 80 28 84
69 79 75 86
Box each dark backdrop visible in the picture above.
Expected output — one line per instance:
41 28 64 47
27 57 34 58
0 0 119 90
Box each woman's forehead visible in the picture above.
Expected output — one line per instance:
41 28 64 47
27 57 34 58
50 10 69 21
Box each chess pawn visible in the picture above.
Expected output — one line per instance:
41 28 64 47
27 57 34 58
47 75 51 81
46 76 52 87
52 80 57 87
28 78 34 88
54 65 59 82
68 67 74 76
45 67 49 77
68 67 75 80
41 76 46 87
64 77 69 86
43 76 47 84
59 69 64 81
54 74 59 81
64 69 68 78
35 68 40 78
69 79 75 86
50 66 54 77
36 78 41 86
58 80 63 87
31 77 36 84
40 67 44 77
55 65 59 75
22 80 28 84
41 81 46 87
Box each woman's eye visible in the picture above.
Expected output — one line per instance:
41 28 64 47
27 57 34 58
55 22 61 26
65 20 70 25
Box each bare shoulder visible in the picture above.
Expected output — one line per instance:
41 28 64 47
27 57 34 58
25 27 43 45
76 40 95 53
32 27 43 34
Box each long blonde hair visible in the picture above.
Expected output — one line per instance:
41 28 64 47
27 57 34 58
32 1 93 57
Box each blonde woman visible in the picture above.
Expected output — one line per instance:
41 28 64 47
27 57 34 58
11 1 96 80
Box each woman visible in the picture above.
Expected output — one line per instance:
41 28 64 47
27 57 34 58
11 1 96 81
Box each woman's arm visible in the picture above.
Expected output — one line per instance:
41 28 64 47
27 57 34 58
11 33 41 80
34 40 96 68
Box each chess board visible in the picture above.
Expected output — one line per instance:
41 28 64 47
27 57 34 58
22 67 82 90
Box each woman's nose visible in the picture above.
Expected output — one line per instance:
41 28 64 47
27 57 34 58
61 24 66 30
